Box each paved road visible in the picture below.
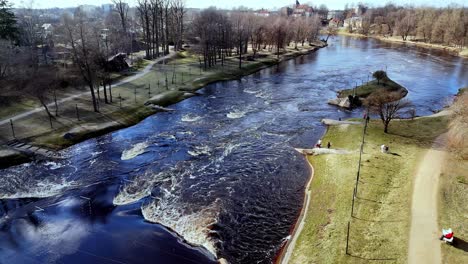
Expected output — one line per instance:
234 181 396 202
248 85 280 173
0 51 175 126
408 136 445 264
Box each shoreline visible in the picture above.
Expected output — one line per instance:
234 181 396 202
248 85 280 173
0 43 327 168
275 149 316 264
337 31 468 58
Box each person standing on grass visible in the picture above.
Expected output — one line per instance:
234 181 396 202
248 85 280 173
327 142 331 149
317 139 322 148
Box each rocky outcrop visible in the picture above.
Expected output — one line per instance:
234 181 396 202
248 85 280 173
328 97 351 109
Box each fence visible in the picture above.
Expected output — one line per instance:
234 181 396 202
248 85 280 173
345 115 398 261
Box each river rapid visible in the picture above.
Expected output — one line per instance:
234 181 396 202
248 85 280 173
0 36 466 264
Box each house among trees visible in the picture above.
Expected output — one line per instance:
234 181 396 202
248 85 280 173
344 16 363 30
107 53 129 72
291 1 314 17
40 23 54 38
253 9 271 17
329 18 343 28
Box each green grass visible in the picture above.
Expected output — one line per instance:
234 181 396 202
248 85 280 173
0 97 40 119
289 116 449 264
439 154 468 264
457 87 467 95
338 77 407 98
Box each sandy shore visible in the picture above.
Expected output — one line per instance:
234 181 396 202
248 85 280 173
275 149 315 264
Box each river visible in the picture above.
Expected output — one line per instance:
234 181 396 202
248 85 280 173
0 36 466 264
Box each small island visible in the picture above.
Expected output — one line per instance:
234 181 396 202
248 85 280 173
329 71 408 109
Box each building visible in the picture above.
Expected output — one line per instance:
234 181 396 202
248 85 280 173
253 9 271 17
343 16 363 30
40 23 54 38
327 10 344 20
291 1 314 17
329 18 342 28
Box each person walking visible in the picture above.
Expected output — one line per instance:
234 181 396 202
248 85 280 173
327 142 331 149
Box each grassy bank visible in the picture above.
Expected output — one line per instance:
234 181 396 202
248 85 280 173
337 30 468 58
438 92 468 264
338 76 407 98
439 153 468 264
0 42 325 165
288 116 449 263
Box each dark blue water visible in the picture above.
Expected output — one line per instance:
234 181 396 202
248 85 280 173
0 36 466 264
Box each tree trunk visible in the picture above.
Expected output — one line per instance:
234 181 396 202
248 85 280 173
103 82 108 104
108 81 113 103
40 98 53 119
89 83 98 112
53 88 59 116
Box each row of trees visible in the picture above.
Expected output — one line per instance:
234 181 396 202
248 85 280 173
191 8 322 69
136 0 185 59
352 5 468 48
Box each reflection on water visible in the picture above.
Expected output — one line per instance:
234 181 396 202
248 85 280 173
0 36 466 264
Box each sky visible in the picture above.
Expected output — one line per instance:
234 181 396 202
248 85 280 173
11 0 467 10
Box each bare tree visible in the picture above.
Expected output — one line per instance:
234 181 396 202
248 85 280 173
324 25 337 42
365 92 412 133
113 0 129 33
63 11 100 112
395 9 416 41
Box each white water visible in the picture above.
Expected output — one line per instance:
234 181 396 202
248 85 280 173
113 170 169 205
141 197 220 257
121 142 149 160
226 110 247 119
0 178 77 199
181 114 203 122
187 145 212 157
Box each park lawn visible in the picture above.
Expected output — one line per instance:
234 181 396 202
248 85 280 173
0 43 323 149
338 77 407 98
289 116 449 264
0 97 40 120
439 153 468 264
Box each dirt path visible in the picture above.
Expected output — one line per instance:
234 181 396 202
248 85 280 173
408 138 446 264
0 51 175 126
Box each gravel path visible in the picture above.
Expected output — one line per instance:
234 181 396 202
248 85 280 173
408 136 446 264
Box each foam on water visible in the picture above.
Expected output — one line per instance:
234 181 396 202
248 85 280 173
226 110 247 119
188 145 211 157
113 170 169 205
141 197 220 257
44 161 64 170
0 177 77 199
121 142 149 160
181 114 203 122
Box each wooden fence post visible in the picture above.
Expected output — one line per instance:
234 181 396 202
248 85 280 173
76 104 80 121
10 119 15 139
346 221 350 255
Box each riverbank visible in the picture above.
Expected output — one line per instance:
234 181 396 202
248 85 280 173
0 42 326 168
337 30 468 58
284 114 449 263
437 91 468 264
